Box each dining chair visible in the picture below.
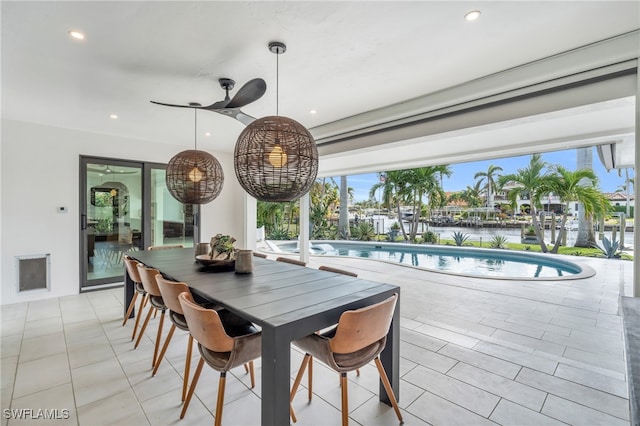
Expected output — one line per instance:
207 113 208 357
135 264 168 368
178 292 261 425
276 256 306 267
289 293 402 425
314 266 360 378
318 265 358 277
122 255 148 341
152 276 196 402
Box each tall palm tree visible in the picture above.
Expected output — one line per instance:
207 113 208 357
474 164 503 217
448 181 483 208
339 176 350 239
369 170 409 240
402 165 451 241
499 154 550 252
575 147 595 247
543 166 607 253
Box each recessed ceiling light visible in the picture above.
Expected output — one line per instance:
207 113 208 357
205 132 211 137
309 110 317 114
109 114 118 119
464 10 481 21
68 30 85 40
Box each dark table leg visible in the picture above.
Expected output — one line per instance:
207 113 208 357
124 267 134 318
261 325 291 426
379 290 400 404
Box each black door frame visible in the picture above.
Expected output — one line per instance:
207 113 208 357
79 155 200 292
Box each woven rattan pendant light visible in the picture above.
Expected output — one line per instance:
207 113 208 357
166 106 224 204
234 42 318 202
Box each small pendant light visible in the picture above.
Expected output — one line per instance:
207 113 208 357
166 105 224 204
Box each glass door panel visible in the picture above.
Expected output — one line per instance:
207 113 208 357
82 160 142 288
150 168 195 249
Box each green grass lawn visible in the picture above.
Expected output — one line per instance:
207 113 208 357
434 238 633 260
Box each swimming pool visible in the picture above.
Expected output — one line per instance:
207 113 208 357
274 241 594 280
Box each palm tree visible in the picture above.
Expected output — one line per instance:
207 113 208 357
499 154 551 252
369 171 409 240
543 166 607 253
338 176 350 239
448 181 483 208
402 166 451 241
474 164 503 214
575 147 596 247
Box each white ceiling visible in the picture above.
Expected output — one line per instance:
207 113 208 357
2 1 638 173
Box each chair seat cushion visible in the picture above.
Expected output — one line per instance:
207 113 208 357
199 345 231 371
149 295 166 310
169 311 189 331
293 333 387 373
135 282 146 294
198 331 262 372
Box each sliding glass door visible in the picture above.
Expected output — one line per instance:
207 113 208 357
80 157 198 290
149 168 196 249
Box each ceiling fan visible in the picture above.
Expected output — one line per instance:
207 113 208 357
150 78 266 125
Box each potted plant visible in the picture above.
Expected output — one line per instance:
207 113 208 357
208 234 237 260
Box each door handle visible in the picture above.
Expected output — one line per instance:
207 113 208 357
81 214 87 230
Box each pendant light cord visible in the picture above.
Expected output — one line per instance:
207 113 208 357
276 50 279 116
194 108 197 151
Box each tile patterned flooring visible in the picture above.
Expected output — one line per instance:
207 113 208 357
1 254 634 425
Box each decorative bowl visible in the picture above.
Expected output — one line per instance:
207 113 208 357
195 254 236 268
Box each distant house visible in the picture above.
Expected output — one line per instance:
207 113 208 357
604 192 635 207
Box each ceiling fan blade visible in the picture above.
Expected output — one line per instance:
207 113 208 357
201 99 231 111
225 78 267 108
213 108 257 126
150 100 198 109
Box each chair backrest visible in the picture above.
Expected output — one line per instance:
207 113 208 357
123 255 143 283
318 265 357 277
155 275 191 315
276 257 306 267
148 244 184 250
253 252 268 259
330 293 398 354
178 292 234 352
136 264 162 297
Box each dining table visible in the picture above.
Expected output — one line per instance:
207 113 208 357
125 248 400 426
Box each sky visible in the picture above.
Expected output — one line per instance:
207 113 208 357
333 147 635 203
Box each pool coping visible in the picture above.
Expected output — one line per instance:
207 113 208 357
266 240 597 281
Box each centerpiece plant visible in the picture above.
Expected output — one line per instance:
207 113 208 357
208 234 237 260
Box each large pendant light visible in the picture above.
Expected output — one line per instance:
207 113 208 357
234 42 318 202
166 105 224 204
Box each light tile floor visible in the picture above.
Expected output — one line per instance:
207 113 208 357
1 254 634 425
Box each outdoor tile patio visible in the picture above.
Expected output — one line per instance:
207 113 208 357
0 253 634 425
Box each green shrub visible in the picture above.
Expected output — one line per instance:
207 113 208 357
422 231 438 244
490 235 508 249
352 222 376 241
451 231 470 246
597 237 621 258
267 228 290 240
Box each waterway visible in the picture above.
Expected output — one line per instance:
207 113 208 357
365 215 634 249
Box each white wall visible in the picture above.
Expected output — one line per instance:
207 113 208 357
1 119 245 305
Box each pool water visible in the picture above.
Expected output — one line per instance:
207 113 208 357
277 241 589 279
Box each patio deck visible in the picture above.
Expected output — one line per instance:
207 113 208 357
1 254 634 425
